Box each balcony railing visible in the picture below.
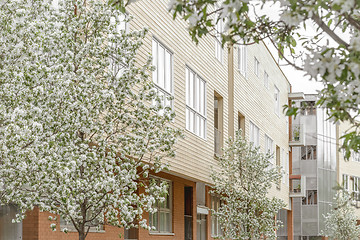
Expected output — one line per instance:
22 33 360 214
289 176 306 198
214 127 221 156
290 124 305 146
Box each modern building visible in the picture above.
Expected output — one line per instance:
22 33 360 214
284 94 360 240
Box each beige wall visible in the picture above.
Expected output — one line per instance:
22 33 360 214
338 121 360 217
127 0 290 208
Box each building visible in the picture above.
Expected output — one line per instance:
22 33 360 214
1 1 294 239
286 94 360 240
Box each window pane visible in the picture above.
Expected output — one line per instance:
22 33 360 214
189 72 194 108
186 108 189 130
165 51 171 93
190 111 195 132
158 46 165 89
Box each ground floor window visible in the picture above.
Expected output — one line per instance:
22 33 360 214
211 195 223 237
149 177 172 233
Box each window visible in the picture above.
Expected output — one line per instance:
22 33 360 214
186 67 206 138
302 190 318 205
300 101 316 115
249 121 259 147
301 146 317 160
237 112 245 137
352 151 360 162
265 134 274 159
214 94 223 155
211 195 222 237
149 178 172 233
353 177 360 201
254 57 259 76
264 71 269 89
215 17 224 63
343 174 349 191
274 86 280 116
152 39 173 111
238 45 247 77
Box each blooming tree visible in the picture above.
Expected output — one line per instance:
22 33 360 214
210 131 285 240
115 0 360 158
0 1 181 239
322 189 360 240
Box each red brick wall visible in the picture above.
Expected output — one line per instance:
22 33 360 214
21 171 196 240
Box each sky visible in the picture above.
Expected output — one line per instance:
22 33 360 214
255 1 325 95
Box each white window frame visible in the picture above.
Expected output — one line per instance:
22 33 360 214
152 38 174 111
254 57 259 77
249 121 260 147
274 85 280 116
149 177 173 233
264 71 269 89
238 45 247 77
211 195 222 237
186 67 207 139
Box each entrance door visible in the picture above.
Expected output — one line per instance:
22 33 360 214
184 187 193 240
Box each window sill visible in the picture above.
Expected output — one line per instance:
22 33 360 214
149 232 175 236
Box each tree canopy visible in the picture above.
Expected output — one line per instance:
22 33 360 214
210 131 285 240
0 0 181 239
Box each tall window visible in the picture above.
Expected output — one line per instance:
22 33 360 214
211 195 222 237
265 134 274 160
343 174 349 191
215 18 223 63
149 178 172 233
152 39 173 110
264 71 269 89
254 57 259 76
274 86 280 116
238 45 247 77
186 67 206 139
353 177 360 201
301 146 317 160
249 121 260 147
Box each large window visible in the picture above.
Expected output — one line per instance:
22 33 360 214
215 18 223 63
152 39 173 110
301 146 317 160
186 67 206 138
302 190 318 205
249 121 260 147
274 86 280 116
238 45 247 77
211 195 222 237
149 178 172 233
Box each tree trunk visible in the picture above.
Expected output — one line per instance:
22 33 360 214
78 230 85 240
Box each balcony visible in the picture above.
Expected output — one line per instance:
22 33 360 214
289 176 306 198
214 127 221 156
289 124 305 146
